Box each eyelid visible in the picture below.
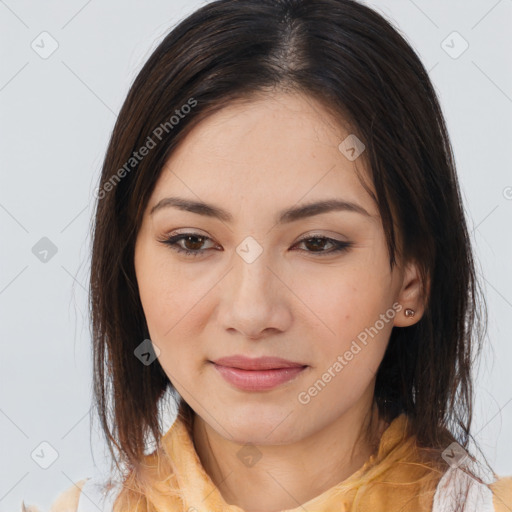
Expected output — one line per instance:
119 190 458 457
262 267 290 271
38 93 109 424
158 230 352 258
297 231 347 242
160 229 348 244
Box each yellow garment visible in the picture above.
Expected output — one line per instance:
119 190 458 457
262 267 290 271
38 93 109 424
24 413 512 511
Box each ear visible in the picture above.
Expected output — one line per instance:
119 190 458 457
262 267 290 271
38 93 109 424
393 260 428 327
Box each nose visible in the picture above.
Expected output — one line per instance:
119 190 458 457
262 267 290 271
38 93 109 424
218 248 292 340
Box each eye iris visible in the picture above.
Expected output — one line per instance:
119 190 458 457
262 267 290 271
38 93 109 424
184 235 204 251
304 237 329 251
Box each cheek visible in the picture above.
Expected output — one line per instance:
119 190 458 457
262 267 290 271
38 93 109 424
298 266 385 331
135 244 185 339
136 266 198 386
299 279 393 408
296 261 394 367
135 247 211 374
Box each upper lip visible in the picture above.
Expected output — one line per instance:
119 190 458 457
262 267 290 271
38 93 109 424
211 355 307 370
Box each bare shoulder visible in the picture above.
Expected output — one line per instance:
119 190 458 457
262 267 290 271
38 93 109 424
490 476 512 511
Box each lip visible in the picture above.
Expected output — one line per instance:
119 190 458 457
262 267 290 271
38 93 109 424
212 355 306 370
210 355 308 391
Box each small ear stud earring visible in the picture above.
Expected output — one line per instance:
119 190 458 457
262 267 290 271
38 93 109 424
404 308 415 318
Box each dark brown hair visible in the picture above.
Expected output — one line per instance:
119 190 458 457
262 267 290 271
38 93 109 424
89 0 492 501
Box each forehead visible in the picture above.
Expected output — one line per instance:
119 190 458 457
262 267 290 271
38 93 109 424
154 92 376 216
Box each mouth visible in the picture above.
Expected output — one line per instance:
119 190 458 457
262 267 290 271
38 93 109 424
211 355 307 370
209 355 308 391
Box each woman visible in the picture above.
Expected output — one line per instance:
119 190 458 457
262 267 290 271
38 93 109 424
23 0 512 510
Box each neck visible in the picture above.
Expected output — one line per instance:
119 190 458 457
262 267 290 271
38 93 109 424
191 399 388 512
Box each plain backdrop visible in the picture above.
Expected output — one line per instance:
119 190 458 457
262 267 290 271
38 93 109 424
1 0 511 510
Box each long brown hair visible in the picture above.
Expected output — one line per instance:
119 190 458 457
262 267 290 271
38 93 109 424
89 0 491 501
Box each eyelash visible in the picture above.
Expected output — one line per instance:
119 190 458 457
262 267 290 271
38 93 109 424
158 233 352 258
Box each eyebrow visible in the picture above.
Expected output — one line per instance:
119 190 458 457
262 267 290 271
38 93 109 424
150 196 372 224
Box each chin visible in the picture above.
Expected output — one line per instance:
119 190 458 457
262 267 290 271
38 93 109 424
220 403 307 445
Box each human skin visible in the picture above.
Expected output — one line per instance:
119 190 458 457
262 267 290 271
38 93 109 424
134 91 425 512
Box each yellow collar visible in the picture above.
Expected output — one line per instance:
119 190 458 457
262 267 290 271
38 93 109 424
145 411 437 512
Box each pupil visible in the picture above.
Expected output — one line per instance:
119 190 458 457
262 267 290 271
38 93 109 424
307 238 325 251
186 236 203 250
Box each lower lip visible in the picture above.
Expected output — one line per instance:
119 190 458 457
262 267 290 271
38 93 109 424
212 363 307 391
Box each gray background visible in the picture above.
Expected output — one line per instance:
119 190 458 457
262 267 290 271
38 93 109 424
1 0 511 510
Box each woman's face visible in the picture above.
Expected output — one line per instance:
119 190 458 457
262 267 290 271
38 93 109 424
134 92 420 445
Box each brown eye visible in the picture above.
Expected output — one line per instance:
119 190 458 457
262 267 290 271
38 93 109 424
293 236 352 256
159 233 216 257
159 233 352 258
